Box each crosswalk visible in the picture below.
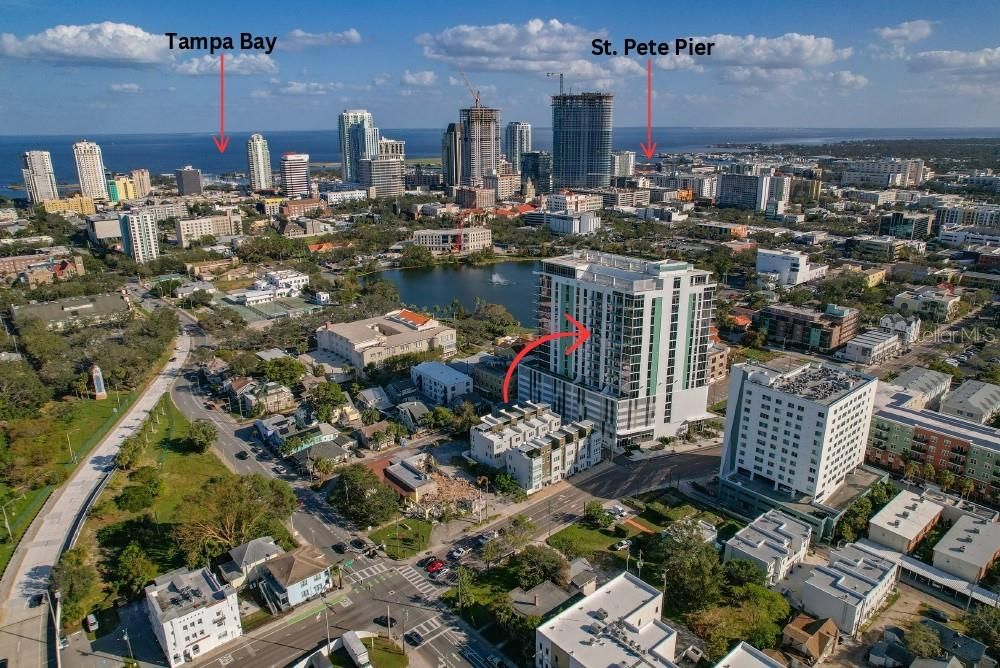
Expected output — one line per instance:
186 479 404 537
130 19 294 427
345 562 389 584
396 564 445 599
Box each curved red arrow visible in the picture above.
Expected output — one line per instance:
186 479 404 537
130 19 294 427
502 313 590 403
212 53 230 153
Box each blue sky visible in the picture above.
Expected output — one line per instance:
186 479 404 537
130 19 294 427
1 0 999 134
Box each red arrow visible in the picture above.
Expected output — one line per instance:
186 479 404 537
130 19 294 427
212 53 230 153
639 58 656 160
502 313 590 403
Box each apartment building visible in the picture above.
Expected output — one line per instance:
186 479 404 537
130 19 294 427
940 380 1000 424
839 158 925 188
846 235 926 262
41 195 95 215
867 491 943 553
316 309 456 371
755 249 828 287
723 509 812 586
411 227 492 254
119 210 160 263
755 304 860 354
547 192 603 213
933 516 1000 582
840 330 901 366
410 361 472 405
801 543 899 635
894 287 960 322
175 211 243 248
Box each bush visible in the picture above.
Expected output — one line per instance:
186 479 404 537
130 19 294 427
646 501 672 520
614 524 629 538
115 485 156 512
622 497 646 512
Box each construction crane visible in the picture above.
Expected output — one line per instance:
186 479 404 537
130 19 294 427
546 72 564 95
459 68 480 107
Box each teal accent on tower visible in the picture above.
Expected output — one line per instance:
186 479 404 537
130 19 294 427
649 297 662 396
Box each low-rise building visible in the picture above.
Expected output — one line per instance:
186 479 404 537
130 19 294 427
933 515 1000 582
42 195 96 215
523 210 602 235
470 403 599 495
260 545 332 612
175 211 242 248
781 614 840 668
713 642 789 668
12 292 131 330
144 567 243 668
801 543 898 635
878 314 921 346
708 342 730 384
508 581 571 619
846 235 926 262
723 510 812 586
242 382 297 415
894 287 961 322
697 221 749 239
411 227 492 254
535 572 679 668
755 303 860 353
316 310 456 372
410 361 473 405
867 491 943 553
455 186 496 209
940 380 1000 425
383 452 438 503
892 367 951 410
841 330 901 366
218 537 285 588
756 249 829 287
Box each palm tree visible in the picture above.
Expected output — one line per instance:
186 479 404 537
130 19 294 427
959 477 975 499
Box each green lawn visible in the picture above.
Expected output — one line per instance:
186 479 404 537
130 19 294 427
330 636 407 668
442 563 519 629
369 519 432 560
734 347 780 363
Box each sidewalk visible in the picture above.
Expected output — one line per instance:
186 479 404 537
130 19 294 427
626 435 723 461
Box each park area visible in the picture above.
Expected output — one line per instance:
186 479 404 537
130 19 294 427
369 518 433 560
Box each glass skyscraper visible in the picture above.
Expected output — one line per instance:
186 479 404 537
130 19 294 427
520 151 553 194
551 92 614 189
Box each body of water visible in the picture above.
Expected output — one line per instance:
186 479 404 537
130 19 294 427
4 126 1000 197
376 260 540 327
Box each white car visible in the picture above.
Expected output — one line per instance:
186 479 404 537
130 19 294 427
430 567 450 580
612 540 632 551
448 547 469 560
943 358 960 367
611 505 628 517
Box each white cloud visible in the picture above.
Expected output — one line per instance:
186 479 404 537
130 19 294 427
691 32 851 69
109 82 142 93
401 69 437 86
907 46 1000 76
373 73 390 86
279 28 361 50
173 53 278 76
719 66 807 87
0 21 170 65
822 69 869 89
250 89 270 98
875 20 933 44
277 81 341 95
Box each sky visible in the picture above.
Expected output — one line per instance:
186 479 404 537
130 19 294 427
1 0 999 134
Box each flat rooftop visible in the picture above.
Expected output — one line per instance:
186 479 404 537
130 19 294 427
542 250 709 291
744 361 874 406
726 509 812 566
869 491 943 543
716 642 789 668
934 515 1000 571
145 567 233 622
804 543 897 605
875 389 1000 452
893 367 952 398
537 572 677 667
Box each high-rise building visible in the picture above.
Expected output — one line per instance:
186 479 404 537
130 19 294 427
246 134 273 191
359 157 404 198
280 153 310 198
504 121 531 173
338 109 377 184
717 173 770 211
441 123 462 188
520 151 553 194
119 210 160 263
130 169 152 197
517 250 715 452
612 150 636 177
73 140 110 202
719 361 877 506
551 92 613 189
106 175 137 203
459 106 501 187
174 165 203 196
21 151 59 203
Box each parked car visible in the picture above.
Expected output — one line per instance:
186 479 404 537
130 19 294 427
350 538 368 553
417 555 438 568
27 594 43 608
476 530 499 546
235 451 250 460
486 654 507 668
943 358 960 367
85 614 99 632
430 567 450 581
332 542 347 554
404 631 425 647
611 505 627 517
374 615 397 629
925 608 950 623
272 465 287 475
426 560 445 573
612 540 632 551
448 547 468 560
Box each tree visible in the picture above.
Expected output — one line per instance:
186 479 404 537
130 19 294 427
314 457 338 479
512 545 569 589
923 462 937 482
506 514 536 552
724 560 767 589
584 500 613 529
0 361 51 420
936 469 956 492
966 605 1000 657
662 518 723 612
482 538 503 567
229 351 260 377
259 357 307 388
905 461 921 482
401 244 434 268
309 382 346 423
328 464 399 527
188 419 218 453
115 485 156 512
51 547 98 625
959 477 976 499
455 566 474 610
905 622 943 658
361 408 381 425
174 474 297 566
116 542 156 597
836 496 872 543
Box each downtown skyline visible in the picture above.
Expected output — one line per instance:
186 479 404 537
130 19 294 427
1 1 1000 135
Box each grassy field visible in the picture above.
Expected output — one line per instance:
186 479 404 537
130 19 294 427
369 518 432 560
73 396 232 628
0 389 138 576
330 637 407 668
733 346 781 363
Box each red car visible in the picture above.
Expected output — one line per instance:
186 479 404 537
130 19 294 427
426 559 445 573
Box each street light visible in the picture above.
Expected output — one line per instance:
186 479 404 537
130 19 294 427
65 430 79 464
1 496 19 541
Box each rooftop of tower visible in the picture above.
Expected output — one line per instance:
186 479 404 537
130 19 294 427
541 250 710 291
743 360 874 405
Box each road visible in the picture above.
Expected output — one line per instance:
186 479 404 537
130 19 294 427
0 327 193 668
875 307 984 375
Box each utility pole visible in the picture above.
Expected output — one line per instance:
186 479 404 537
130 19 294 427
1 497 17 540
65 431 78 464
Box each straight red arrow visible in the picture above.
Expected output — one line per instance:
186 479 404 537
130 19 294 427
639 58 656 160
502 313 590 403
212 53 230 153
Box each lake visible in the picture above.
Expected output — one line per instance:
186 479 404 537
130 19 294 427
376 260 540 327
